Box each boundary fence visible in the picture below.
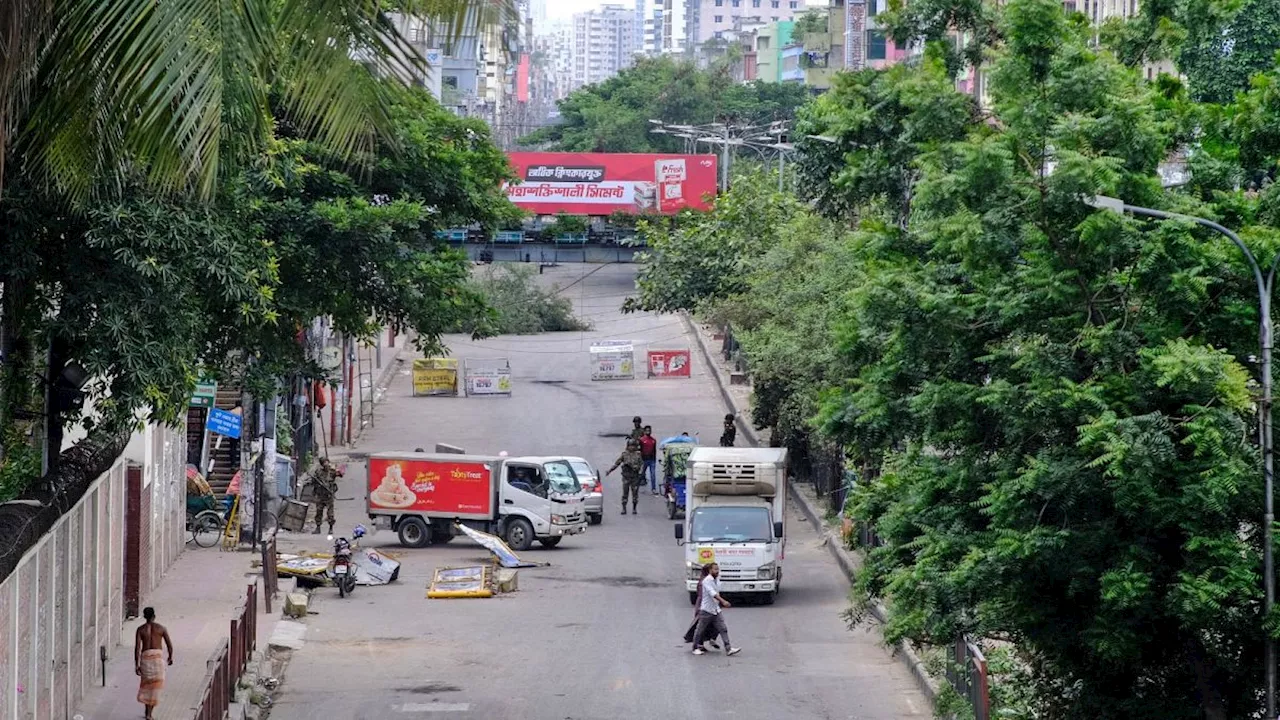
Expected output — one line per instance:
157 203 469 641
194 583 257 720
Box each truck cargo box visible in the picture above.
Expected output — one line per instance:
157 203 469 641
367 453 499 521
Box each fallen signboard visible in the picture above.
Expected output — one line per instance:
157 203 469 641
427 565 493 599
455 523 544 568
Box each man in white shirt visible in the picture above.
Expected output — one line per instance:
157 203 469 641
692 563 741 656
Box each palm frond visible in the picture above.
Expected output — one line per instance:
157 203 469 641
22 0 513 199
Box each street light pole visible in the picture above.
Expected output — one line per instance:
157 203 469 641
1087 195 1276 717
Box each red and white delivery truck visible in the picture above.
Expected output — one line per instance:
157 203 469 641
366 452 588 550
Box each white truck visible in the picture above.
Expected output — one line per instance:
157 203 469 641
674 447 788 605
365 452 588 551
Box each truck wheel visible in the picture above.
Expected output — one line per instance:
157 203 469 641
538 537 562 549
589 513 602 526
397 517 431 548
762 589 777 605
432 522 456 543
504 518 534 551
689 591 699 606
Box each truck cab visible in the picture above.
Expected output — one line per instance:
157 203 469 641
675 447 788 605
498 457 589 548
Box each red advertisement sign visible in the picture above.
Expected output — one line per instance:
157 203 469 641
648 349 691 378
368 458 493 516
506 152 718 216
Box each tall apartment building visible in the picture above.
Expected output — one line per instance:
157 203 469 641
570 4 643 90
661 0 691 55
644 7 667 56
692 0 807 46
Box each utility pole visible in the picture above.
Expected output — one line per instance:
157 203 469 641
721 123 730 192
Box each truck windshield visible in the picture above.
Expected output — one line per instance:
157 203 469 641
543 461 582 494
690 506 772 543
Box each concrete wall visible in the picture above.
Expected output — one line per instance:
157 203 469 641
0 423 185 720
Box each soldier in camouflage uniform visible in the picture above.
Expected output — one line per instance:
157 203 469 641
629 416 644 441
606 438 645 515
310 457 341 534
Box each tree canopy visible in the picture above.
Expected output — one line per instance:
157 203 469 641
518 56 812 153
626 0 1280 714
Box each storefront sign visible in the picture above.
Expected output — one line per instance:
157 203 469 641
413 358 458 396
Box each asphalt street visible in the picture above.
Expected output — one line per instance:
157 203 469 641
268 263 929 720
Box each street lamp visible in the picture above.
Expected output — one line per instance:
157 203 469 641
1085 194 1278 718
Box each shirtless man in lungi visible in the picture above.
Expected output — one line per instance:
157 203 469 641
135 607 174 719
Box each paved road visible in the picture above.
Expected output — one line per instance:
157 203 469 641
269 264 929 720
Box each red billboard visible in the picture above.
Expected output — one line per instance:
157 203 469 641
647 349 691 378
368 458 493 516
505 152 718 216
516 54 530 103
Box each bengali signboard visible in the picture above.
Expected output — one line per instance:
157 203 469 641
590 341 634 381
647 349 691 378
464 358 512 396
413 358 458 396
505 152 718 216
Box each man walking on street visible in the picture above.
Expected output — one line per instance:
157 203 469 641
135 606 174 720
629 416 644 441
310 457 341 534
606 438 645 515
720 414 737 447
639 426 659 495
692 563 740 656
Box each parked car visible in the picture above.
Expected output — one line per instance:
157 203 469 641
567 457 603 525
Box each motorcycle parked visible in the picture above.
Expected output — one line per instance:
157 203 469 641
327 535 356 598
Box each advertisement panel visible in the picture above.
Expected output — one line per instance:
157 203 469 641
368 458 494 517
647 349 691 378
412 358 458 396
465 367 512 395
505 152 718 216
590 341 635 380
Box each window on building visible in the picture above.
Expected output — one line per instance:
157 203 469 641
771 0 780 6
753 0 761 6
732 0 740 6
758 36 770 49
867 0 878 15
715 14 723 22
866 29 887 60
715 0 723 5
789 0 798 7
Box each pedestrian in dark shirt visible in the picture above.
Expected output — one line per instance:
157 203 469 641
720 414 737 447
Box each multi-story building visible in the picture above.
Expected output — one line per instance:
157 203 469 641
754 21 794 82
570 4 643 90
692 0 807 47
644 6 667 55
379 12 485 115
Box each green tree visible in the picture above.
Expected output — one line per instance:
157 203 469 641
453 265 592 335
792 9 830 37
822 0 1265 716
519 56 811 152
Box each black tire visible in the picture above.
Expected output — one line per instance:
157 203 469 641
538 537 562 549
390 566 400 582
504 517 535 551
397 517 431 548
589 513 602 526
191 511 224 548
337 573 347 598
762 590 776 606
345 575 356 596
689 591 699 606
667 501 676 520
431 524 456 543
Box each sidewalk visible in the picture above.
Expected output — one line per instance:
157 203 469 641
72 546 280 720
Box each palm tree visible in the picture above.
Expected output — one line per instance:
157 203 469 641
2 0 515 198
0 0 514 460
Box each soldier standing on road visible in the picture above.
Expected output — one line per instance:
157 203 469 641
310 457 341 534
629 416 644 441
606 438 645 515
720 414 737 447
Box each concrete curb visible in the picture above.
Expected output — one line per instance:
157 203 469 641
683 311 940 706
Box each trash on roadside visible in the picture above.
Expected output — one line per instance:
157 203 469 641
455 524 547 568
427 565 493 599
275 549 401 587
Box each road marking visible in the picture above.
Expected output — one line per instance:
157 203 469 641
398 703 471 712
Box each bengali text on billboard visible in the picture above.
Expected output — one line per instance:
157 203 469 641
505 152 718 216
